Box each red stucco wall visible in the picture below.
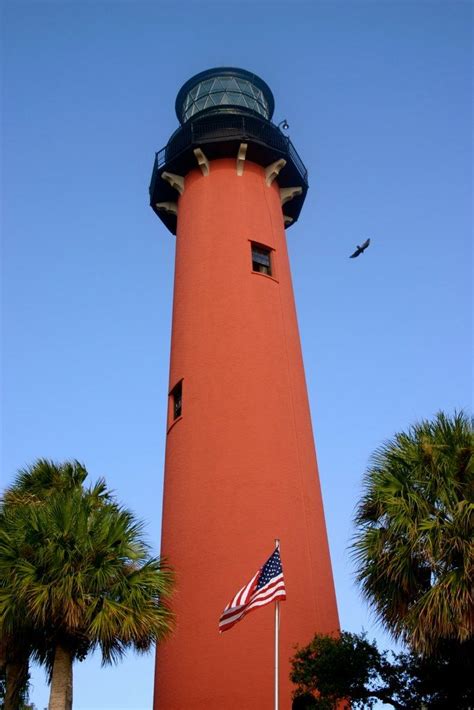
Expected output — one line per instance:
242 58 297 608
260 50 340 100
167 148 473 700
154 158 340 709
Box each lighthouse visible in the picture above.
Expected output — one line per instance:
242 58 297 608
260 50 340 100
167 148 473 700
150 68 340 709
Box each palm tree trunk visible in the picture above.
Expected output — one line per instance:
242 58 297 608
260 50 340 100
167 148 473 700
4 658 29 710
48 644 73 710
1 637 30 710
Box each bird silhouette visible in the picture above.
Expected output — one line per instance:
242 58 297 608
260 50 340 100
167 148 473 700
349 238 371 258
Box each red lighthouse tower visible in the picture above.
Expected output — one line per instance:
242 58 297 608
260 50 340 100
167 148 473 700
150 68 340 709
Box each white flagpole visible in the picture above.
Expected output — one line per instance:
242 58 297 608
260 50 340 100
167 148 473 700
274 538 280 710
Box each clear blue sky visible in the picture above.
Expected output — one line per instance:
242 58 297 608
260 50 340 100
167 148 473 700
1 1 472 708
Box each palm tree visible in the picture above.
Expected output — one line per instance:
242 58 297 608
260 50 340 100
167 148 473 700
0 460 173 710
0 460 92 709
352 411 473 654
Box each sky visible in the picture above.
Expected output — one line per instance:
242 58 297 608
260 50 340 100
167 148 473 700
1 0 472 708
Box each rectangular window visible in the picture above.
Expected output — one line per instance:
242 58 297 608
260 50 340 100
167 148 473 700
170 380 182 421
251 243 272 276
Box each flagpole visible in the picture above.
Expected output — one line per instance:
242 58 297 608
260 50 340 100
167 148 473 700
274 538 280 710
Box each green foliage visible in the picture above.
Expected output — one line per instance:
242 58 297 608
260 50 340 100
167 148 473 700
352 411 473 653
290 631 474 709
291 632 378 709
0 459 174 702
4 459 89 502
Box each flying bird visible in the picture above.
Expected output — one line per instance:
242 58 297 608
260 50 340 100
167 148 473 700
349 238 371 259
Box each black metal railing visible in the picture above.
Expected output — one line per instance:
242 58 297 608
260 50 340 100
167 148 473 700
152 114 308 184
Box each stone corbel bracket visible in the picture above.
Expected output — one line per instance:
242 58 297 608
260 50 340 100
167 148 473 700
280 186 303 206
280 187 302 228
155 202 178 216
236 143 248 176
265 159 287 186
193 148 210 176
162 171 185 195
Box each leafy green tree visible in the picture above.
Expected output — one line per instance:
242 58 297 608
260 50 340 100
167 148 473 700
0 460 173 710
352 411 473 653
291 631 384 709
290 631 474 709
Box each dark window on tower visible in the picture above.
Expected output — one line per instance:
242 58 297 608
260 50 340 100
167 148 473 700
171 381 182 420
251 244 272 276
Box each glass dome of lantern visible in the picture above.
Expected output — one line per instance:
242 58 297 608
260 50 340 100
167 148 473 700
175 67 275 124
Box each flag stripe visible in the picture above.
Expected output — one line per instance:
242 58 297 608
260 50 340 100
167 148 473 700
247 580 285 602
228 570 259 609
244 578 285 605
219 588 286 631
245 587 286 610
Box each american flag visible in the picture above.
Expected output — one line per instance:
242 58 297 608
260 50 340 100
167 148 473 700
219 547 286 632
